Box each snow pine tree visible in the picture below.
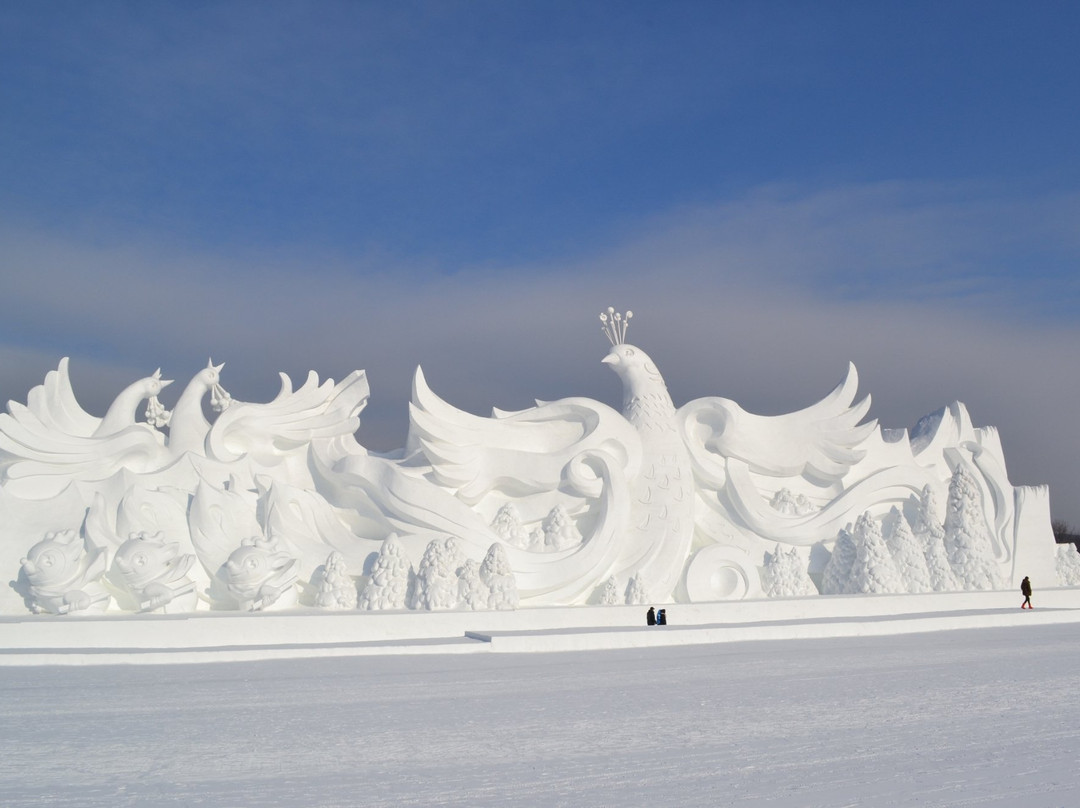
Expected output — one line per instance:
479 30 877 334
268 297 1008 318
358 534 412 610
457 558 489 610
762 544 817 597
883 507 932 594
598 575 620 605
490 504 530 548
912 485 957 592
480 543 518 610
313 551 358 609
625 572 649 605
770 488 816 516
1056 544 1080 586
410 536 465 610
541 504 581 550
848 512 905 594
820 526 857 595
943 464 1002 590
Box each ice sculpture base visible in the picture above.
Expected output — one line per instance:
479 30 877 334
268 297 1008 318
4 588 1080 665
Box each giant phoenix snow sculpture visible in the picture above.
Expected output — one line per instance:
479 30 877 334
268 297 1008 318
0 310 1058 616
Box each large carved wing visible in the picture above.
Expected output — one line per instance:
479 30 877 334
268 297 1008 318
0 411 166 497
19 357 101 437
206 370 370 464
677 362 877 485
406 366 641 505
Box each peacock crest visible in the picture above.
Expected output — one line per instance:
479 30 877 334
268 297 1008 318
599 306 633 346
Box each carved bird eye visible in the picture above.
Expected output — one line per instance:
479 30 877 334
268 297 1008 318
623 348 634 357
133 554 147 567
246 557 259 570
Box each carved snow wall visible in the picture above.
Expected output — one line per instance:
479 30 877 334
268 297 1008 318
0 311 1058 616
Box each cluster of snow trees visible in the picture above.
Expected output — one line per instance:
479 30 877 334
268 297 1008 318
490 503 581 552
1056 543 1080 586
592 572 651 605
817 465 1001 596
770 488 816 517
357 535 519 612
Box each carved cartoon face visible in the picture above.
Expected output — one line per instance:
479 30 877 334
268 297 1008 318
226 543 290 586
21 530 84 587
114 533 179 588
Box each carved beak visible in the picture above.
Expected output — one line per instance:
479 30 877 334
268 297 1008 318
159 379 174 389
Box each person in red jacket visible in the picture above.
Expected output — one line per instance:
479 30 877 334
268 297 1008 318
1021 576 1033 609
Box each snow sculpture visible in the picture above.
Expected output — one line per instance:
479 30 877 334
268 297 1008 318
107 531 197 613
761 544 818 598
540 505 581 550
358 535 411 610
944 464 1004 591
480 543 519 610
491 504 530 548
0 308 1058 616
598 575 620 605
820 527 857 595
625 572 649 605
1056 544 1080 586
411 537 465 611
313 551 358 610
223 536 299 611
848 511 905 594
457 558 487 610
771 488 816 516
16 530 110 614
913 485 958 592
883 508 932 594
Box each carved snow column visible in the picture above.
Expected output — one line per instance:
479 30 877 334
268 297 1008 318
1011 486 1057 588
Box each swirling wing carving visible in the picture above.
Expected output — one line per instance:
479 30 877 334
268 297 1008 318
406 366 641 505
21 357 101 437
0 413 166 495
206 369 369 464
678 362 877 485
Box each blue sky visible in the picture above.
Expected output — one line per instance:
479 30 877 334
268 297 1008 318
1 2 1078 523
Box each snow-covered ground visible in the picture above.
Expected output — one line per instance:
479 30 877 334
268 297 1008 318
2 622 1078 807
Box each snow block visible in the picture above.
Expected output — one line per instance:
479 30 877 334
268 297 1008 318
1011 485 1057 588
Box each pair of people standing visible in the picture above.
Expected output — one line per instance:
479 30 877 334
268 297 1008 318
645 606 667 626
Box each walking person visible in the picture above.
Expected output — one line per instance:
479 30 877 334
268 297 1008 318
1021 576 1033 609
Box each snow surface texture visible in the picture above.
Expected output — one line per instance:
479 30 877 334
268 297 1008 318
0 310 1058 616
2 624 1079 807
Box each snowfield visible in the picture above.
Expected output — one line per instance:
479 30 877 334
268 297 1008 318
2 622 1079 807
